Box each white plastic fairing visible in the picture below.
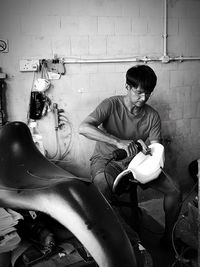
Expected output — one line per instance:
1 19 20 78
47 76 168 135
116 143 165 184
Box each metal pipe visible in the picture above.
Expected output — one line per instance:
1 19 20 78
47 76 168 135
63 57 138 64
171 56 200 61
62 0 200 65
62 55 162 64
163 0 168 57
63 56 200 64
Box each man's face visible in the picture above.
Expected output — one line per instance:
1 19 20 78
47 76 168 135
126 84 151 107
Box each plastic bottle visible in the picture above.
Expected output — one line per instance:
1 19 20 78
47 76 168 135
28 120 45 155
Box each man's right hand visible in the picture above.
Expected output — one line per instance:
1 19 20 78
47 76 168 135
116 140 139 158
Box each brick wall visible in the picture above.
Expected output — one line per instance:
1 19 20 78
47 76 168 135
0 0 200 190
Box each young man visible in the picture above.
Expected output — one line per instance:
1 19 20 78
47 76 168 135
79 64 182 247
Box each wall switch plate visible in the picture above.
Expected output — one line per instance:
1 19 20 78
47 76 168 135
19 59 39 72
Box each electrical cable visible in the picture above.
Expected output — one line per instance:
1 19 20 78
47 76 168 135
58 114 70 122
46 106 73 161
46 128 60 160
0 168 91 192
26 71 37 124
59 121 73 160
104 163 116 197
160 167 180 192
46 104 61 160
171 216 186 257
170 215 194 267
0 186 52 191
171 247 191 267
57 112 73 159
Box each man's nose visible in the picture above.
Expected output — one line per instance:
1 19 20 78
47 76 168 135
139 94 146 101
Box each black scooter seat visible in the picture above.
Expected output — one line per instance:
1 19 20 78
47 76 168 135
0 121 89 190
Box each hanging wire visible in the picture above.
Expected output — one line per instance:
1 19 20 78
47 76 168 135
26 71 37 124
57 113 73 160
46 105 73 162
0 167 91 191
46 127 60 160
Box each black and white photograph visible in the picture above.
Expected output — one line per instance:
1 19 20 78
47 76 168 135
0 0 199 266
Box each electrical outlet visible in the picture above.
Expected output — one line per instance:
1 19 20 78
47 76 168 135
19 59 39 72
0 73 6 79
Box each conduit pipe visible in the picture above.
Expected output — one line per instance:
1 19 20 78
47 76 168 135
171 56 200 62
163 0 168 57
63 55 200 65
63 0 200 65
63 56 160 64
159 0 170 63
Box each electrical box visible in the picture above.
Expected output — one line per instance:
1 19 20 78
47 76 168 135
19 59 40 72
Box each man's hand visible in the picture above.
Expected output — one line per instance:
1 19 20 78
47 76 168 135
137 139 151 155
116 140 138 158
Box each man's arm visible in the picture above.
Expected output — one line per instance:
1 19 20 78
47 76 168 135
79 115 120 146
148 110 162 145
79 116 139 157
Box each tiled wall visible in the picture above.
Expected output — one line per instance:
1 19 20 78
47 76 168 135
0 0 200 190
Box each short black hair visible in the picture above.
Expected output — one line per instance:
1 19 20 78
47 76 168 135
126 65 157 93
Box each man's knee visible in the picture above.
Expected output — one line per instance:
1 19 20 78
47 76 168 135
92 173 107 191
